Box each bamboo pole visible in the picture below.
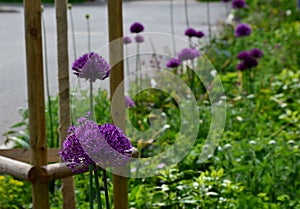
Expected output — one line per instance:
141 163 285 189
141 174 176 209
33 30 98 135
55 0 76 208
0 148 60 163
107 0 128 208
0 156 32 180
24 0 49 207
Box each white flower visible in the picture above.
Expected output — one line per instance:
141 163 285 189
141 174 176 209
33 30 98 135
249 140 256 145
268 140 276 145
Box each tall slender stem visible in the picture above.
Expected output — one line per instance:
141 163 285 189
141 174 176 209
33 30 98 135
94 168 103 209
135 43 140 92
42 11 55 148
170 0 176 55
68 4 77 60
89 165 94 209
86 14 91 52
206 2 212 41
184 0 189 28
90 81 94 119
103 169 110 209
125 45 130 76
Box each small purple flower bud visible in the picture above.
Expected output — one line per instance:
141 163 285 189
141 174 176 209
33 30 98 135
130 22 144 33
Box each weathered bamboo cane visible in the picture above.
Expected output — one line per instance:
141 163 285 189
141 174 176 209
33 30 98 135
108 0 128 208
56 0 76 208
24 0 49 207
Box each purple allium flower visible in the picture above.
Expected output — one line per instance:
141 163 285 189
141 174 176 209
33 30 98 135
232 0 246 9
234 23 252 37
236 62 247 71
249 48 263 59
185 27 197 37
195 31 205 38
244 57 258 68
135 34 145 43
60 117 133 172
123 36 132 44
98 124 133 167
125 96 135 108
177 48 201 61
72 52 110 82
60 126 95 173
130 22 144 33
237 51 250 60
166 58 181 68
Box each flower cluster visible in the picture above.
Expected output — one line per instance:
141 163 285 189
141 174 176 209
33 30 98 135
60 117 133 173
130 22 145 44
185 27 205 38
232 0 246 9
234 23 252 37
177 48 201 61
123 36 132 44
236 48 263 71
72 52 110 82
166 47 201 68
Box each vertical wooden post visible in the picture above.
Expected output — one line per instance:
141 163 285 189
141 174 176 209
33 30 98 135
56 0 76 208
24 0 49 208
108 0 128 208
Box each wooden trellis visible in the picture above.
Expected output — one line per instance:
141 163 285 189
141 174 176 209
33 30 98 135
0 0 127 208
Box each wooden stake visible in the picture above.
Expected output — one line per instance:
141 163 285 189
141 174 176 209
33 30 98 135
24 0 49 207
108 0 128 208
56 0 76 208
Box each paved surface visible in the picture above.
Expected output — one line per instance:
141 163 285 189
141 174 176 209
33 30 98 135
0 0 227 146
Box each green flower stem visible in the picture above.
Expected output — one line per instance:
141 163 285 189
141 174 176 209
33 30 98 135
102 169 110 209
89 165 94 209
42 12 55 148
94 168 103 209
135 43 140 96
184 0 189 28
170 0 176 55
86 14 91 52
90 81 94 119
125 45 130 77
206 2 212 41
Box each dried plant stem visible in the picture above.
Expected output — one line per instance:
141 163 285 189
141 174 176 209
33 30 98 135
184 0 189 28
170 0 176 55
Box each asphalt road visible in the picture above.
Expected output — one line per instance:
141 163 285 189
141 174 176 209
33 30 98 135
0 0 227 146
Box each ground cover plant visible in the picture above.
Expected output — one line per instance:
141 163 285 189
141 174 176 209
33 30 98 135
1 0 300 208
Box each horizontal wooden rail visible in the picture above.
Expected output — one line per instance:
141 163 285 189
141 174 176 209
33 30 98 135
0 148 60 163
0 155 33 180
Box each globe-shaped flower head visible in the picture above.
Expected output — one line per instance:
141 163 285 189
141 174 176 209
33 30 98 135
232 0 246 9
166 58 181 68
135 34 145 43
195 31 205 38
249 48 263 59
185 28 197 37
125 96 135 108
60 117 133 172
72 52 110 82
235 23 252 37
177 48 201 61
237 51 250 60
123 36 132 44
130 22 144 33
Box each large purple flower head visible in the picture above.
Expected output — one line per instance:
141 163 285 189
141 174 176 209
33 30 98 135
60 117 133 172
130 22 144 33
72 52 110 82
166 58 181 68
177 48 201 61
135 34 145 43
125 96 135 108
232 0 246 9
123 36 132 44
60 125 95 173
235 23 252 37
249 48 263 59
185 27 197 37
98 124 133 167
